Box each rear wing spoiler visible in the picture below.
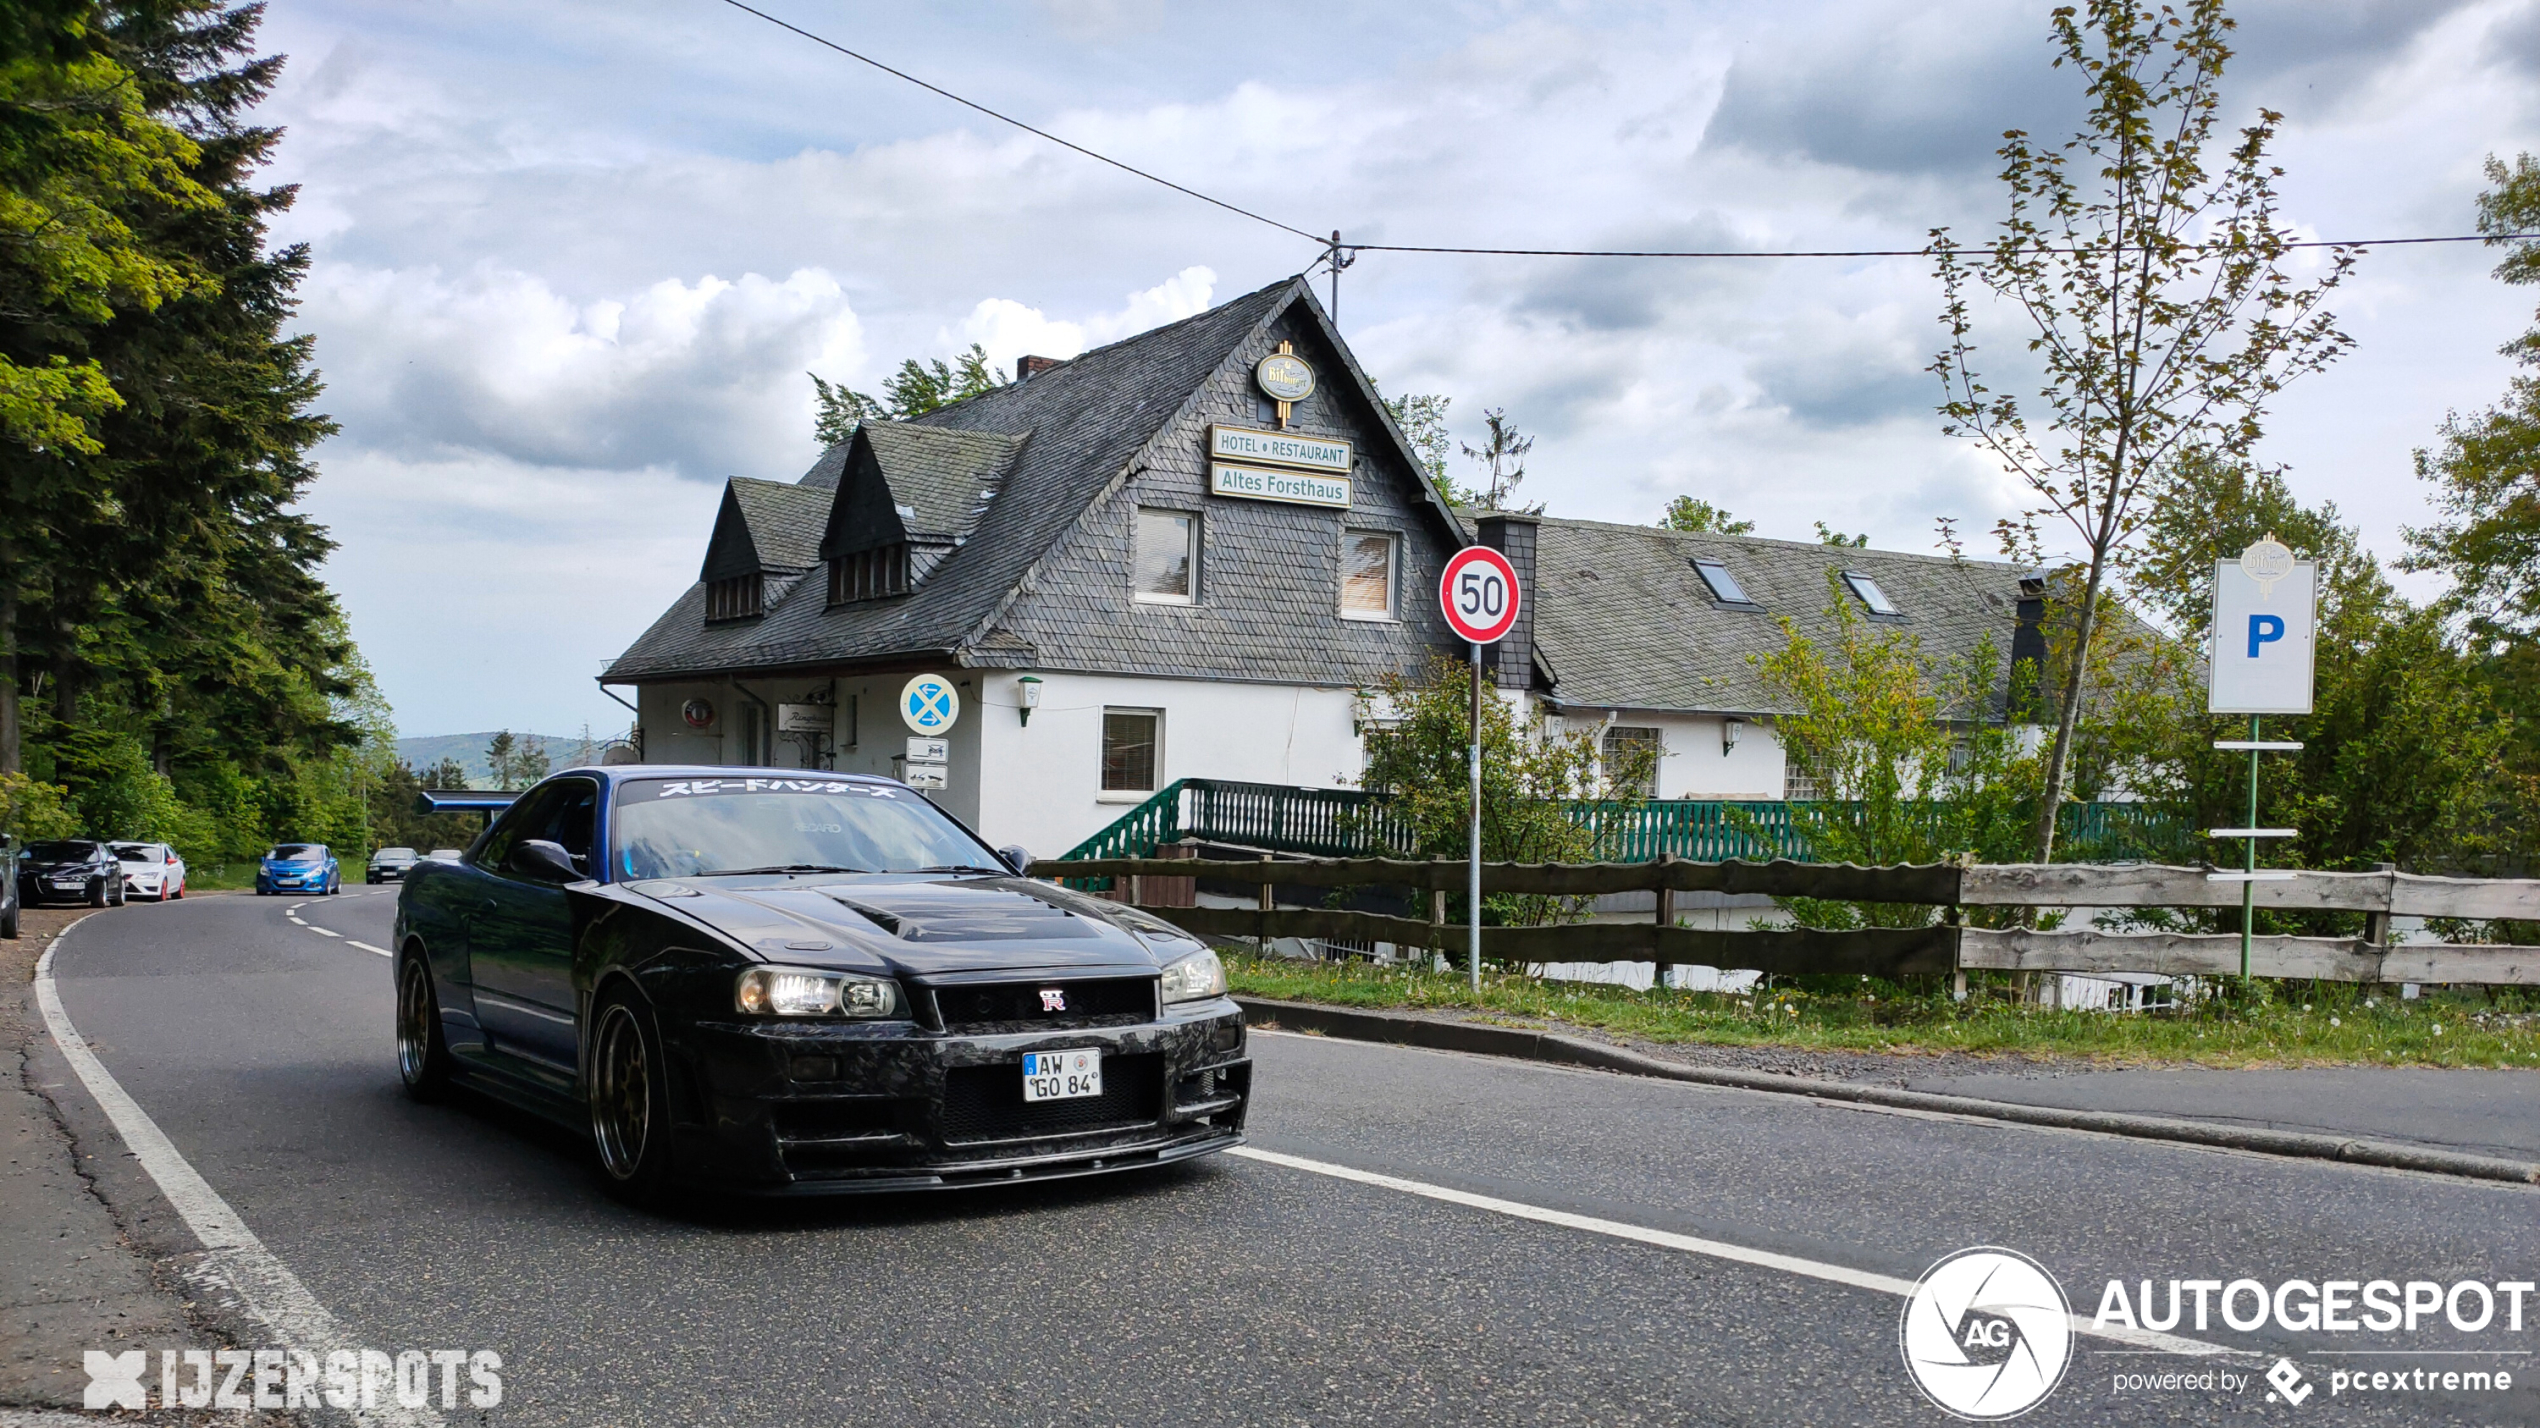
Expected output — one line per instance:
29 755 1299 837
412 789 522 817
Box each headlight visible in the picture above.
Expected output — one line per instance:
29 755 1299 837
1159 948 1227 1004
734 965 900 1018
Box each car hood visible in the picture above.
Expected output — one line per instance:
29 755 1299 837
617 873 1195 979
26 861 99 873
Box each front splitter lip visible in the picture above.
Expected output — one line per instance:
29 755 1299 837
725 1127 1245 1198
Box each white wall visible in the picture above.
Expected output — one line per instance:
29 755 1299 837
973 671 1367 862
1557 707 1787 800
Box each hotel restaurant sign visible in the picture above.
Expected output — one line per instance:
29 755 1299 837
1208 424 1352 510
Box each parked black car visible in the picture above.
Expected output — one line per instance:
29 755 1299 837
367 846 420 883
392 766 1249 1201
19 839 126 908
0 836 19 938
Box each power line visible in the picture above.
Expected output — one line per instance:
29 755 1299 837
711 3 2531 270
1350 233 2534 259
713 0 1323 244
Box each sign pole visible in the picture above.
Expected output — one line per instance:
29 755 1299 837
1469 641 1483 994
2241 714 2258 983
1436 542 1522 999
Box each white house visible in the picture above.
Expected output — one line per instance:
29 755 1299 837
602 276 2046 863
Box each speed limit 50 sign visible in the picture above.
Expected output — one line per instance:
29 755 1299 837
1438 545 1522 645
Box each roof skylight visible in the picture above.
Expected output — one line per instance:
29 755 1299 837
1691 558 1753 606
1842 571 1899 616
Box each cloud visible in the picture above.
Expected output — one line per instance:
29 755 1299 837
953 265 1218 371
303 265 865 480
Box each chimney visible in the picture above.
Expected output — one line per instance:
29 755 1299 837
2009 572 2048 721
1015 355 1062 383
1475 513 1538 692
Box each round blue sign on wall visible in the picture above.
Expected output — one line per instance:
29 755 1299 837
901 674 961 734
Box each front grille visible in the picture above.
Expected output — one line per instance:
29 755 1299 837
931 977 1155 1032
938 1054 1163 1143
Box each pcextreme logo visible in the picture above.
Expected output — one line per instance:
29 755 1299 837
1900 1247 2075 1420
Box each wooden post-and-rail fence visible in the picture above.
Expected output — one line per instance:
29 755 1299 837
1029 855 2540 986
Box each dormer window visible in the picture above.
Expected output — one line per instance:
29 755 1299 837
706 573 763 622
829 543 910 605
1842 570 1900 616
1691 558 1757 607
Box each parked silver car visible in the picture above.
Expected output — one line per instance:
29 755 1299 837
111 842 188 902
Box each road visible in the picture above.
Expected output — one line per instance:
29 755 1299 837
37 890 2540 1426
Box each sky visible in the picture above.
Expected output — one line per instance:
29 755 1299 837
253 0 2540 738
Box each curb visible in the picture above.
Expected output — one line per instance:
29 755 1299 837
1233 995 2540 1188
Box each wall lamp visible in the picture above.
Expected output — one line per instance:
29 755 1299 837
1016 675 1043 726
1723 717 1742 756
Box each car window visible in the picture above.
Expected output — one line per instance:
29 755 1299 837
546 781 599 865
377 847 417 859
612 777 997 880
269 844 323 860
474 785 565 875
27 841 100 861
112 843 162 862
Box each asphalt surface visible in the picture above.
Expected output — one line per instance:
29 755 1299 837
36 890 2540 1426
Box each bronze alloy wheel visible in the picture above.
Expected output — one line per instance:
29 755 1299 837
589 1002 652 1182
396 955 450 1099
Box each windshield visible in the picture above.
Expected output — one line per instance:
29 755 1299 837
376 847 417 859
268 844 323 861
612 777 998 880
111 844 163 862
26 841 99 861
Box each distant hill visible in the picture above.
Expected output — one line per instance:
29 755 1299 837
394 731 607 789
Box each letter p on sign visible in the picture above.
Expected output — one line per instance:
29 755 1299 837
2209 558 2315 715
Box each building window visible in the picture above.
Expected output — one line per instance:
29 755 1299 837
1340 531 1396 619
1691 558 1756 607
706 573 763 622
1101 708 1161 793
1601 725 1662 797
828 544 909 605
1134 509 1196 603
1783 754 1824 802
1842 570 1899 616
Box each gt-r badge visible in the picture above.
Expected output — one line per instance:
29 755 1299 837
1039 989 1066 1012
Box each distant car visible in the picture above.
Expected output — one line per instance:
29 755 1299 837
256 843 340 896
110 842 187 902
0 836 19 937
368 846 421 883
20 839 126 907
422 848 465 864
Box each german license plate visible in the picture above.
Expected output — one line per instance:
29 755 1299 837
1021 1049 1102 1102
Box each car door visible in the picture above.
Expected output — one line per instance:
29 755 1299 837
466 778 596 1072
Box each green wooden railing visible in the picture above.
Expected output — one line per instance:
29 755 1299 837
1060 778 2189 867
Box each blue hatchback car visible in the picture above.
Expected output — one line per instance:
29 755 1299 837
257 843 340 896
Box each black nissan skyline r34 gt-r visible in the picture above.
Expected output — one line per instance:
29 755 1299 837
392 765 1249 1198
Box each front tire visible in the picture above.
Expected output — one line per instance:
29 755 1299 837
588 989 679 1202
396 953 454 1101
87 879 107 908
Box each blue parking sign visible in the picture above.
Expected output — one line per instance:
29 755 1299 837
900 674 961 734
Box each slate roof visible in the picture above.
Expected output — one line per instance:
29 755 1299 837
723 478 828 571
606 277 1324 682
859 424 1027 541
1528 517 2031 717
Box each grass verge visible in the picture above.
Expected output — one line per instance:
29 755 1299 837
1225 952 2540 1070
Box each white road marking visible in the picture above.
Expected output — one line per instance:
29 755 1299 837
348 941 392 958
306 926 340 938
1228 1145 2240 1358
33 923 445 1428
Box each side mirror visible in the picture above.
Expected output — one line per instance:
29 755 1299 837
997 845 1034 877
507 838 583 884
